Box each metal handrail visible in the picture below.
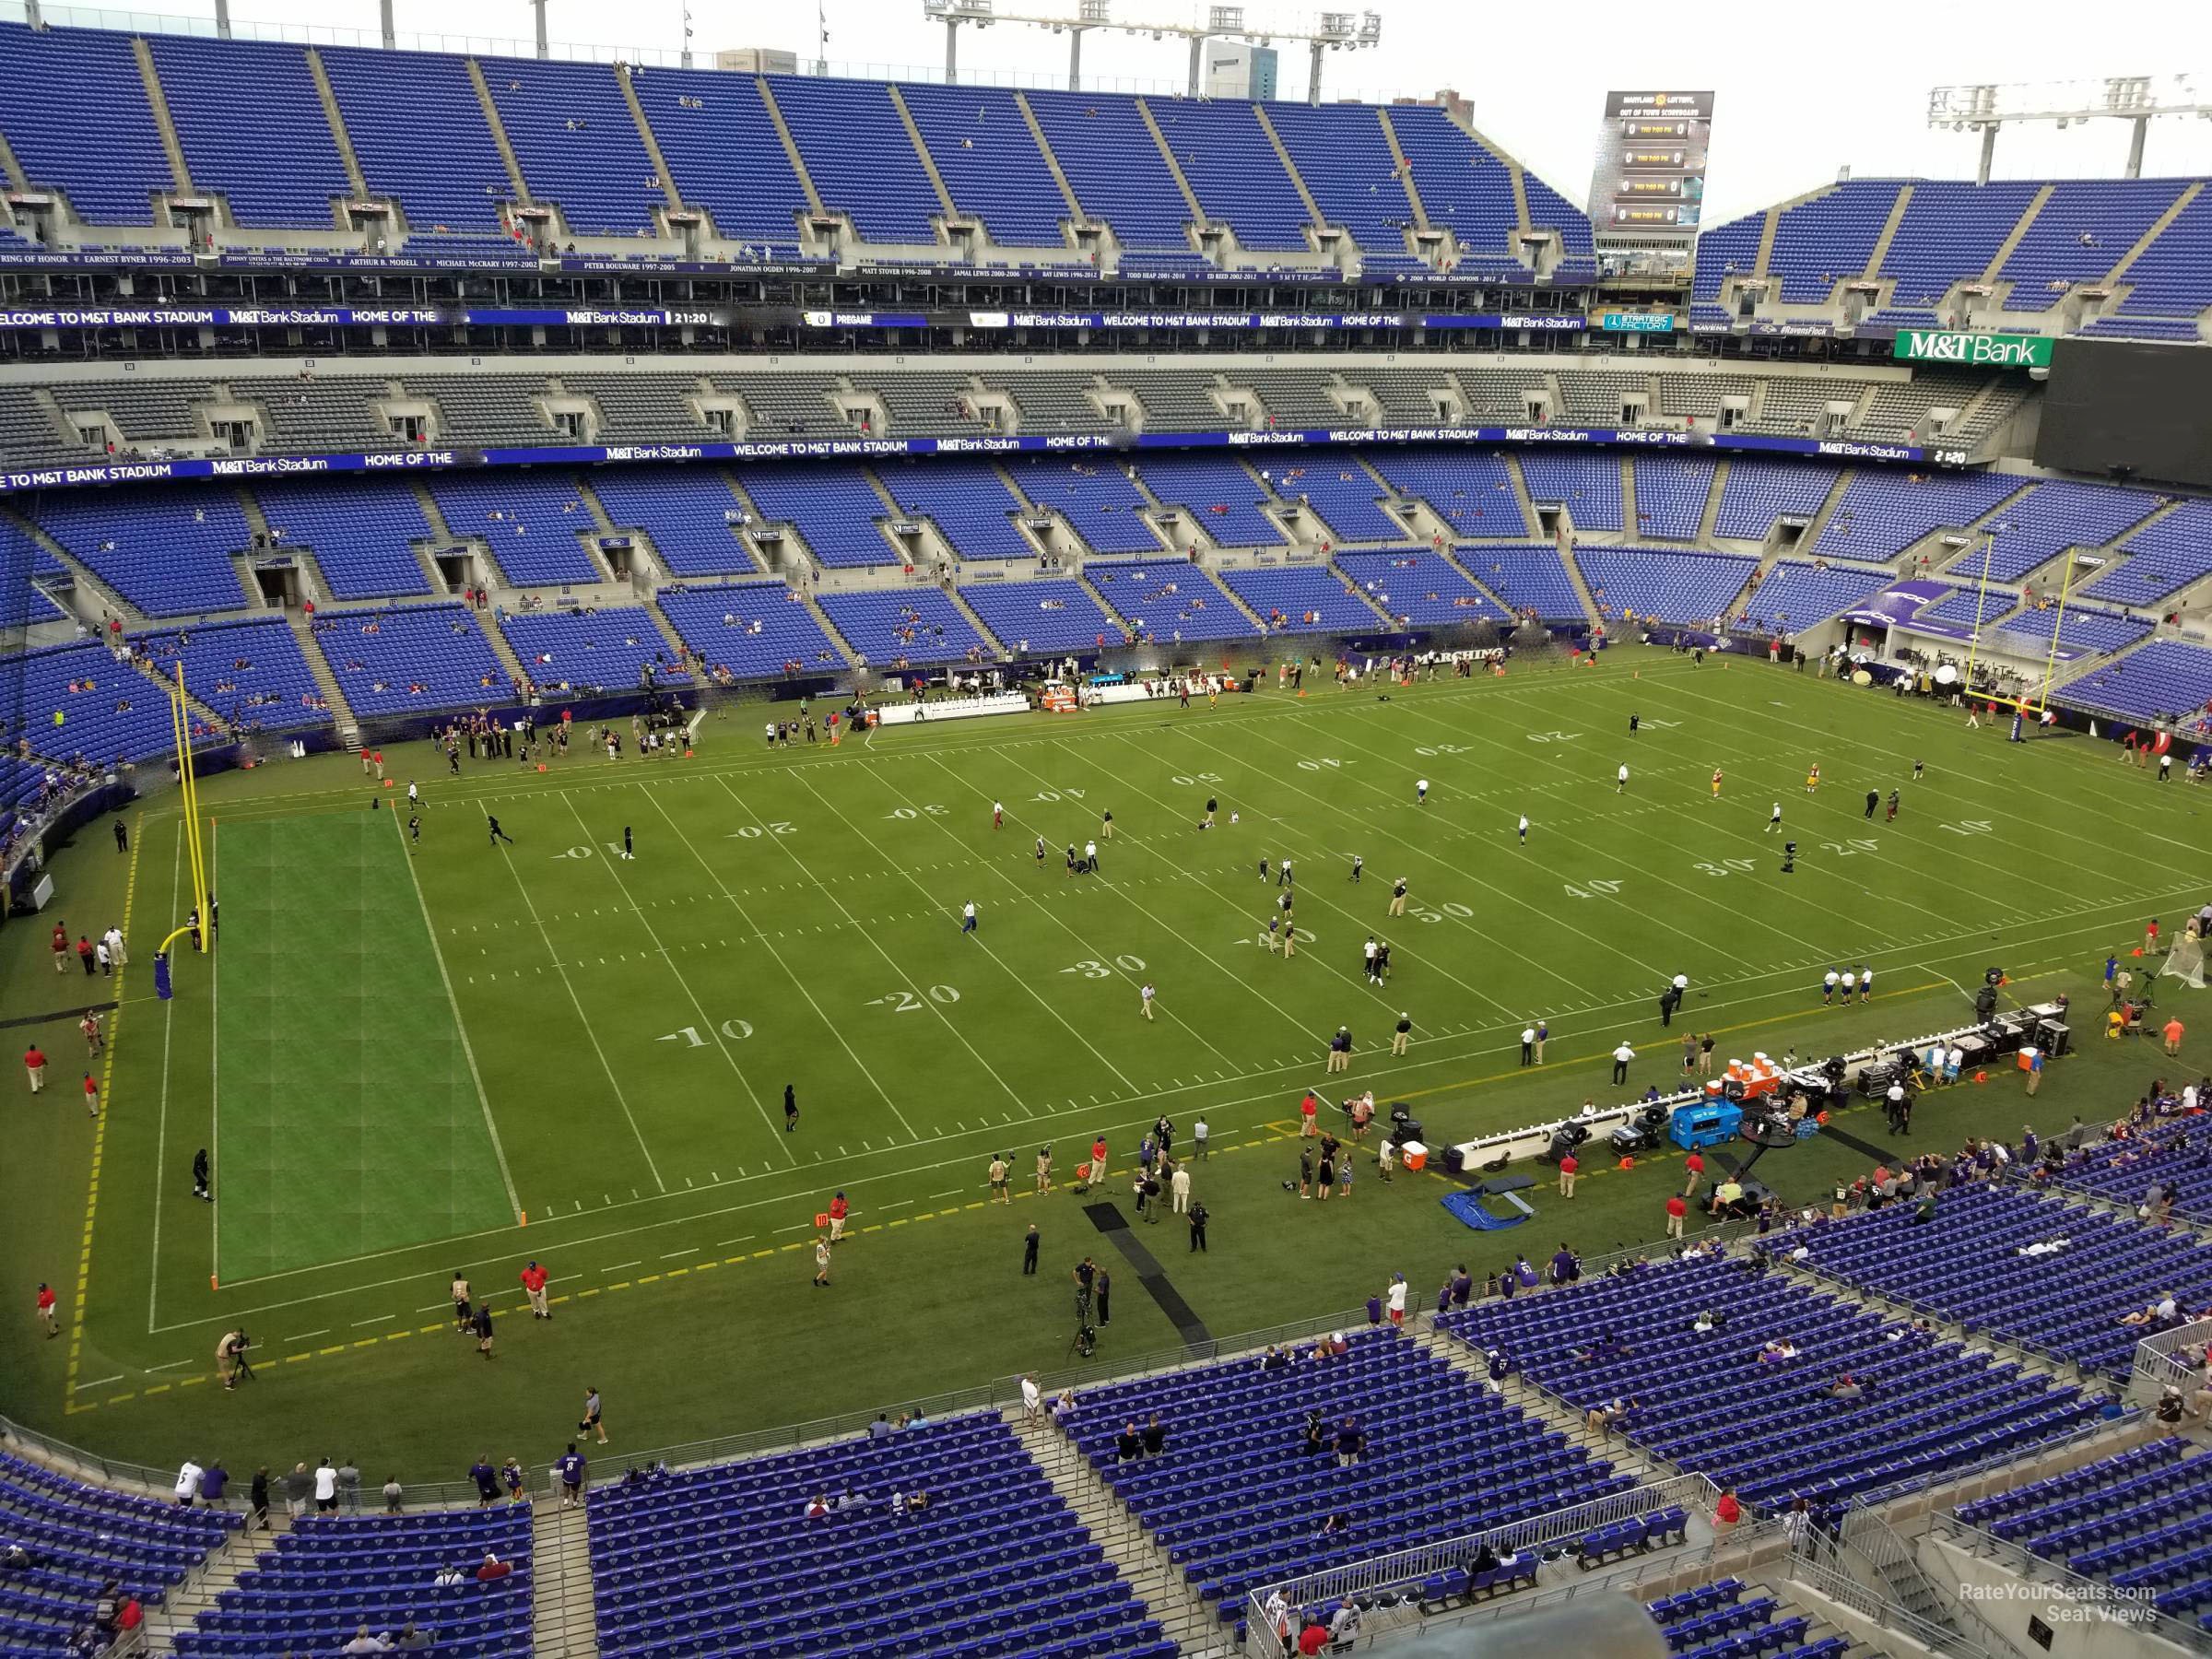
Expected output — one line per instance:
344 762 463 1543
1839 1507 2011 1659
1241 1473 1727 1648
2132 1319 2212 1391
1927 1510 2212 1654
1847 1409 2147 1511
1782 1549 1997 1659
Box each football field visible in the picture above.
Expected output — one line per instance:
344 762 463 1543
10 646 2210 1479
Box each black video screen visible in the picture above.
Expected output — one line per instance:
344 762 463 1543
2035 336 2212 489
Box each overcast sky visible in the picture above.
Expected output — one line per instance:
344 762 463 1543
157 0 2212 225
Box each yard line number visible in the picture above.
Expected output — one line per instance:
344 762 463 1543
867 985 962 1012
658 1018 756 1046
1062 955 1148 979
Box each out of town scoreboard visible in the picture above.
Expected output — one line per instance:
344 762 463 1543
1587 90 1714 253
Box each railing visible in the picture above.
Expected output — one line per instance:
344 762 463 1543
1837 1507 2009 1659
1846 1408 2147 1512
1022 1304 1375 1400
1928 1510 2212 1654
1781 1548 1997 1659
1241 1473 1726 1653
2132 1318 2212 1392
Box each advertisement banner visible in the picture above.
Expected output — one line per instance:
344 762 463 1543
1891 329 2053 369
1597 312 1677 334
1586 90 1713 244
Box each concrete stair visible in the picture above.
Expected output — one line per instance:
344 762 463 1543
1134 99 1208 229
1981 183 2055 282
132 38 197 201
1075 570 1135 636
1794 469 1856 551
1012 1414 1225 1656
1751 206 1783 278
0 128 30 194
641 595 695 673
1559 539 1604 628
477 608 533 694
128 649 227 740
1374 108 1428 231
1500 453 1543 540
1251 105 1328 241
1013 91 1088 229
1697 459 1731 542
408 482 467 592
1430 545 1519 618
304 48 371 202
137 1521 267 1653
942 582 1007 655
1861 183 1915 278
467 59 534 206
2105 181 2202 285
1619 454 1639 536
530 1496 599 1658
618 65 687 218
886 85 959 222
756 78 828 218
286 609 359 743
801 590 860 665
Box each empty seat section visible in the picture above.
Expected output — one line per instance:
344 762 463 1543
1878 181 2042 308
2000 180 2190 312
898 84 1066 247
587 1416 1162 1659
481 56 664 236
1134 453 1284 547
1444 1253 2105 1510
1218 566 1379 634
1737 561 1894 633
629 69 809 253
1024 90 1192 252
1520 453 1622 533
176 1503 531 1659
959 579 1126 654
1367 449 1528 537
1690 215 1763 305
321 45 512 232
769 76 941 244
53 379 216 454
717 372 846 439
1712 460 1840 541
817 588 992 666
733 465 896 569
1268 460 1401 542
1261 103 1406 253
308 605 510 716
1972 480 2160 582
1813 471 2026 562
11 641 200 764
1577 547 1755 625
656 582 846 679
2108 189 2212 318
1632 456 1718 540
424 474 599 586
586 467 760 579
1776 1183 2212 1381
1335 550 1507 626
1086 561 1255 643
255 378 399 456
30 487 252 617
149 37 348 229
874 458 1030 559
1009 457 1162 555
1992 606 2151 657
253 477 435 601
498 605 688 693
2082 500 2212 606
1387 107 1518 265
1061 1327 1625 1607
2066 639 2212 724
0 22 173 223
1766 180 1906 302
1523 174 1596 274
132 617 330 732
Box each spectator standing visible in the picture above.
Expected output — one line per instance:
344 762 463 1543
335 1458 361 1513
281 1462 312 1520
248 1467 270 1530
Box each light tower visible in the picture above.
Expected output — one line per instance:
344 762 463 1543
1928 74 2210 182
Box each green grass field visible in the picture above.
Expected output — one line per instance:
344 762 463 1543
5 645 2207 1487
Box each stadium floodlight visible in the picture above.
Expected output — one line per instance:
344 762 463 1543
922 0 1369 99
1208 6 1244 30
1928 74 2209 181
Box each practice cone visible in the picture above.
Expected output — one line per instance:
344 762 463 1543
1617 1156 1635 1171
1972 1070 1989 1084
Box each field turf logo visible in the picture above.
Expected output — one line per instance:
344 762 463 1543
1892 329 2052 369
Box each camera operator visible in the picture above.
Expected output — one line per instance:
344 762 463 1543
218 1328 253 1391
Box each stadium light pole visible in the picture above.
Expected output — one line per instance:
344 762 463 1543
380 0 396 48
213 0 231 38
1929 76 2209 182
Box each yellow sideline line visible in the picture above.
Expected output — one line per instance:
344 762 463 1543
53 981 1975 1414
65 813 141 1411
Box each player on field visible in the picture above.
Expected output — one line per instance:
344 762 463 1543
993 801 1003 829
1140 982 1157 1021
1389 877 1407 917
1363 936 1380 983
1767 803 1783 833
1518 815 1529 845
407 814 421 851
1712 769 1724 799
1203 797 1218 830
1034 835 1047 869
1806 764 1820 793
960 900 978 935
1886 790 1900 823
1348 854 1363 883
1417 779 1430 805
487 816 513 846
1101 809 1114 841
1258 855 1270 881
1617 764 1630 794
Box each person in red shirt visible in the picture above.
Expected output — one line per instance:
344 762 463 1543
1297 1622 1329 1656
1091 1135 1109 1174
1665 1194 1688 1240
1714 1488 1742 1534
828 1192 849 1243
1682 1150 1706 1197
519 1262 549 1320
51 924 68 975
23 1045 46 1094
475 1552 512 1583
36 1283 57 1337
1300 1092 1320 1137
82 1074 100 1119
1557 1150 1579 1198
76 935 95 976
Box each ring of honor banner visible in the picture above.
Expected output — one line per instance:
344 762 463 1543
1587 90 1714 246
